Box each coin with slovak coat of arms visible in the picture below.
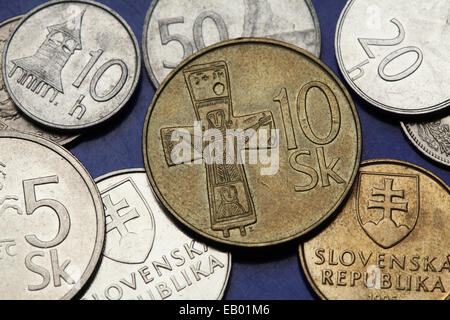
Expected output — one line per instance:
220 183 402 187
81 169 231 300
299 159 450 300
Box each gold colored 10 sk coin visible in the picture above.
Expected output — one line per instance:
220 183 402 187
299 159 450 300
143 39 361 247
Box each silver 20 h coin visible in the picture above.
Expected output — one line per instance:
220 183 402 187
336 0 450 115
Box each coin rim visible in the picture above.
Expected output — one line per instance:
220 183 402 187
93 168 232 300
400 121 450 167
141 0 322 88
0 130 105 300
335 0 450 115
298 158 450 300
142 38 362 247
2 0 142 130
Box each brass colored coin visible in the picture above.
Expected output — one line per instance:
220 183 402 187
299 159 450 300
143 39 361 247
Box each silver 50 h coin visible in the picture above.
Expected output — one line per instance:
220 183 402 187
143 0 321 87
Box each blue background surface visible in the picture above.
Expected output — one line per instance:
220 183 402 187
1 0 448 300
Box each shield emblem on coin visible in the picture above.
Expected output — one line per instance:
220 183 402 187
356 172 419 249
100 178 155 264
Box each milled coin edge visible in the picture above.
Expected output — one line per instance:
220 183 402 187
142 0 161 89
304 0 322 58
400 122 450 167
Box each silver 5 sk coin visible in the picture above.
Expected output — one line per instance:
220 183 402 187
0 131 104 300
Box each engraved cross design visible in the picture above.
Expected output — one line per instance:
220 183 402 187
161 61 275 238
367 178 408 224
103 194 140 238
